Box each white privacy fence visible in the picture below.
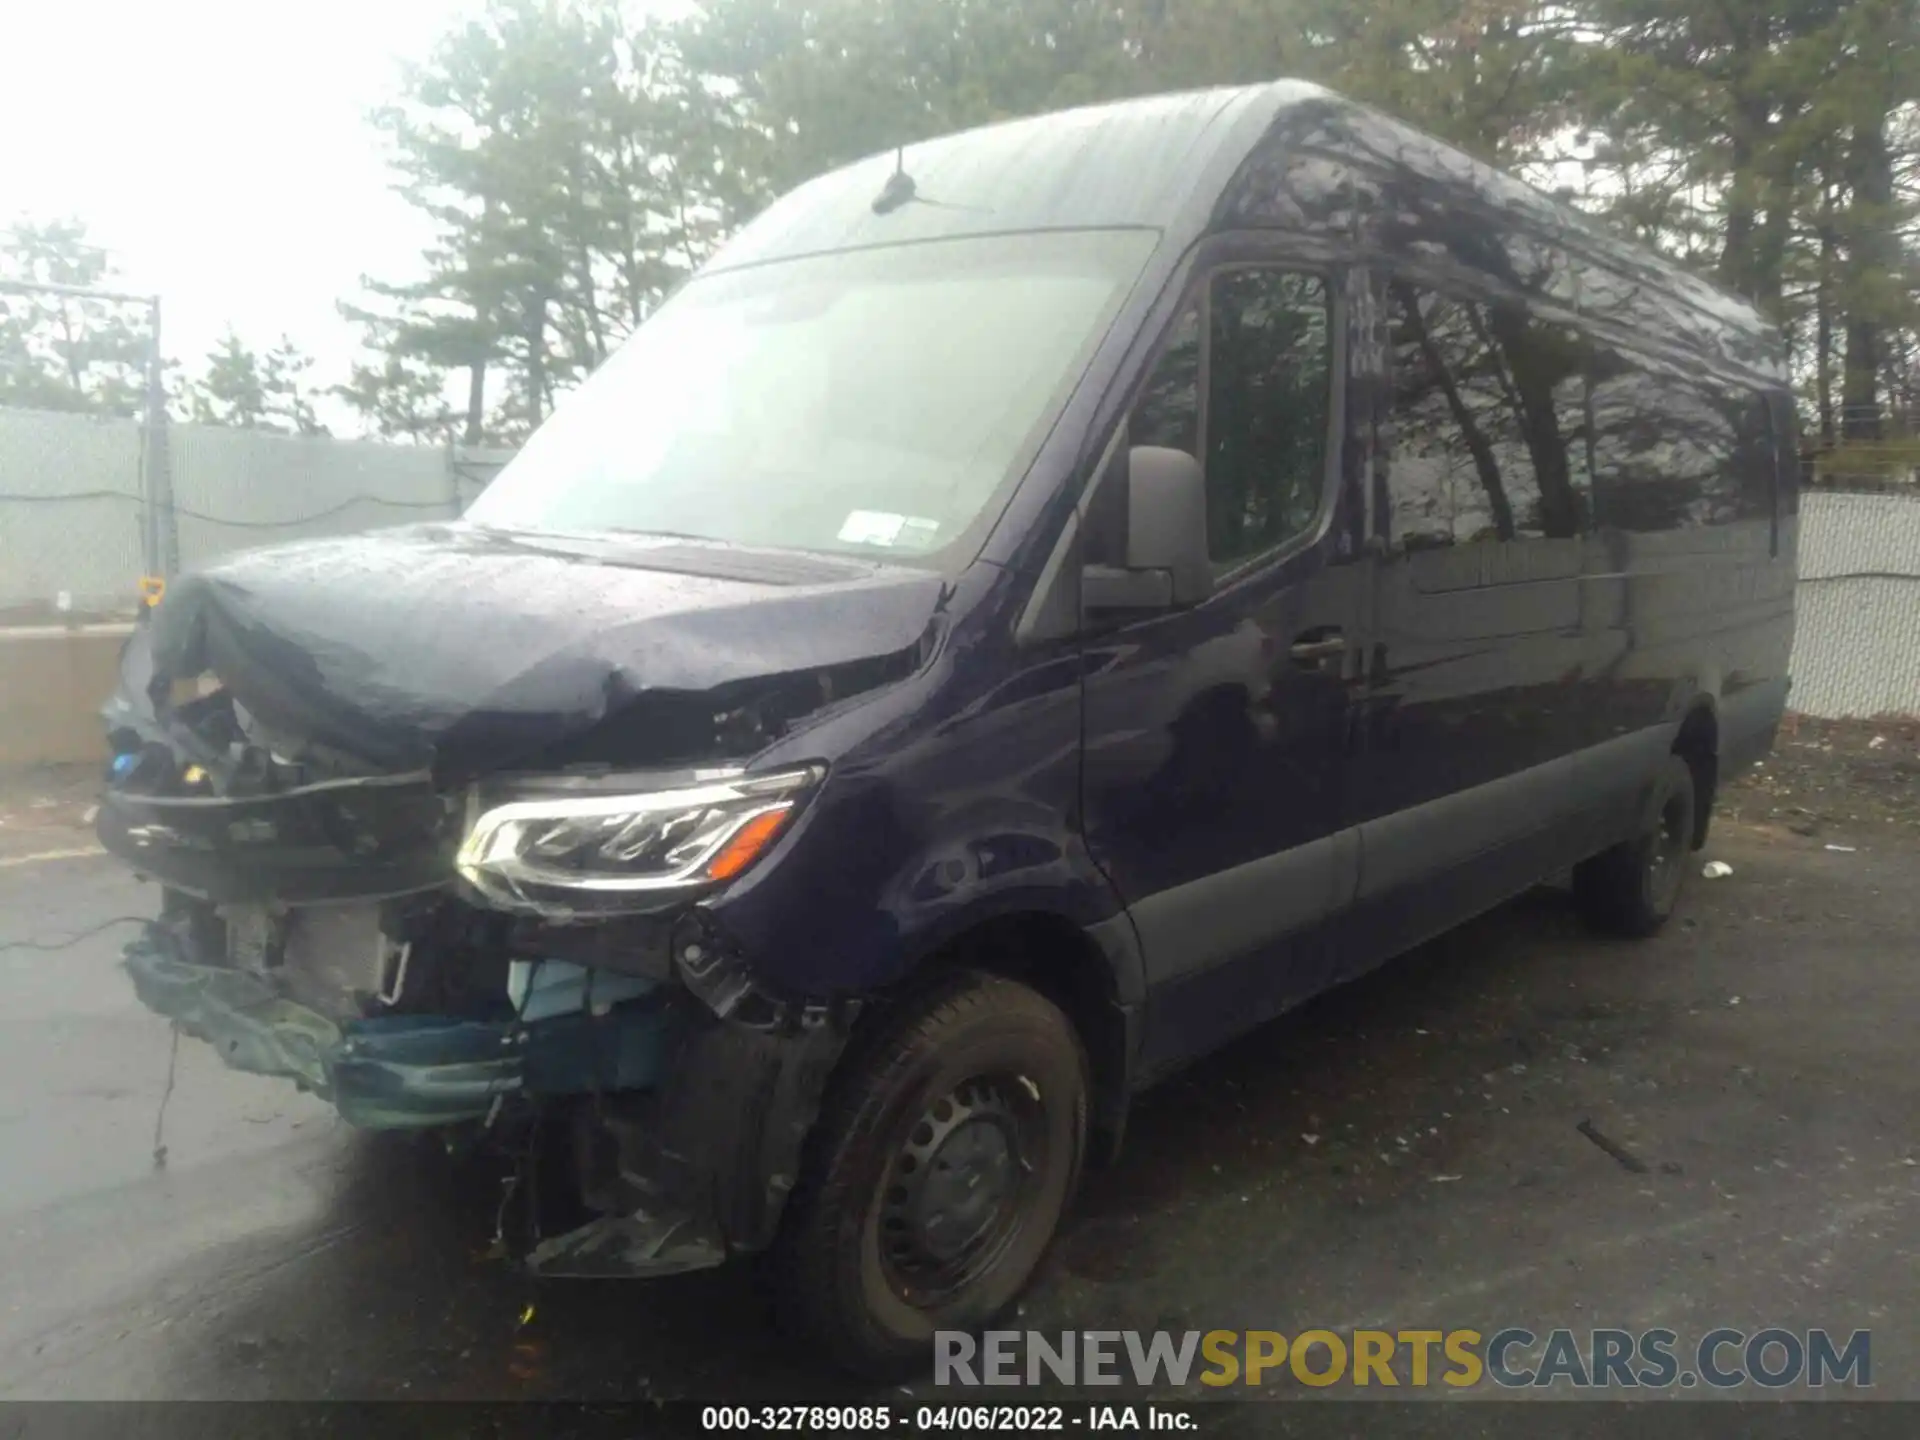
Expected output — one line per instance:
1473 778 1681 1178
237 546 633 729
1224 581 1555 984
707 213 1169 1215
1789 490 1920 719
0 406 510 620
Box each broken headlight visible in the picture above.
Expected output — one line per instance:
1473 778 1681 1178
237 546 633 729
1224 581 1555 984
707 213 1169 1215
456 765 823 915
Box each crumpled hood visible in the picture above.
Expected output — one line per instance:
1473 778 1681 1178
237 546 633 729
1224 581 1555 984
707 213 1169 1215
126 522 946 779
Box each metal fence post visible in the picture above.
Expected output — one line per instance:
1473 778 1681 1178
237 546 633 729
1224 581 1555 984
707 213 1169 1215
141 295 177 581
447 443 464 517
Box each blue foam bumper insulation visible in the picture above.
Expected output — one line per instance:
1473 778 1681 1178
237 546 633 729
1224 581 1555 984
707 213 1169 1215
124 931 683 1129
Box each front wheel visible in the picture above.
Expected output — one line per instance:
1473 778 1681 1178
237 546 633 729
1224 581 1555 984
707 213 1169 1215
1574 753 1697 938
774 970 1088 1376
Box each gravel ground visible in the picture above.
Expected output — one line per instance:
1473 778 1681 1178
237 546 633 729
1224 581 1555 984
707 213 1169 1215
1719 715 1920 839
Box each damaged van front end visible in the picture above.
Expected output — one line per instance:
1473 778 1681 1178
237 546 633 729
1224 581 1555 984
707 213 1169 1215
91 118 1199 1369
97 524 940 1277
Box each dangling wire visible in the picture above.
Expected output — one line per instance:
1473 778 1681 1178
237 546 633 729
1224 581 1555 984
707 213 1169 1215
150 1023 181 1169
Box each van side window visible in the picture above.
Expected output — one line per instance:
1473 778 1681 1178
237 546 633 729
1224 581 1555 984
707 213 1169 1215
1770 395 1800 518
1586 344 1739 533
1731 390 1779 523
1385 282 1589 551
1131 304 1201 458
1205 270 1331 566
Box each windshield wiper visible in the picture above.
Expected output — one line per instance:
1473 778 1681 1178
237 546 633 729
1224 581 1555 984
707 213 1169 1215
605 527 732 545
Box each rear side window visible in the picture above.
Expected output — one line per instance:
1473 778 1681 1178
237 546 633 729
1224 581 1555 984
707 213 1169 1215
1730 391 1779 523
1383 271 1782 548
1587 356 1740 533
1559 327 1782 540
1384 282 1590 551
1771 395 1800 519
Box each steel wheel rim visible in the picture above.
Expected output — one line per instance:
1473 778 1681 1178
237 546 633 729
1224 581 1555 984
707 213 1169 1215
877 1074 1044 1305
1648 793 1688 906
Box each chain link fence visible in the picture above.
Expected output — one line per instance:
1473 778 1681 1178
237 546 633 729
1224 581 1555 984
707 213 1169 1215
0 408 147 621
1790 488 1920 719
0 406 511 622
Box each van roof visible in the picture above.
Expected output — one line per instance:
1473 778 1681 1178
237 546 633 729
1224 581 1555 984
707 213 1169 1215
711 83 1307 267
712 80 1782 382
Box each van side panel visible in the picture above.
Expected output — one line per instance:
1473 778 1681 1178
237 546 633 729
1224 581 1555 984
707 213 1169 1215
1079 259 1370 1079
730 86 1796 1071
1344 270 1603 967
1572 310 1796 759
1212 93 1795 979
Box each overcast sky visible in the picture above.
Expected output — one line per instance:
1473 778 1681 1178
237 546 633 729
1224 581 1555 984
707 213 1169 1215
1 0 480 387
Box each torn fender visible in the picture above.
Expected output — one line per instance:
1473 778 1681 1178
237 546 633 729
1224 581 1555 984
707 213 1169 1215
531 1008 853 1276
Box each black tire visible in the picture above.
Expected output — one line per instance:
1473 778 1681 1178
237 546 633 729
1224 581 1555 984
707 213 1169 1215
1574 753 1697 938
774 970 1088 1376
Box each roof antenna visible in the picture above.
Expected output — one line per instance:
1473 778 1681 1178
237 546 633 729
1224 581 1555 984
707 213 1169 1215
870 142 988 216
872 145 918 215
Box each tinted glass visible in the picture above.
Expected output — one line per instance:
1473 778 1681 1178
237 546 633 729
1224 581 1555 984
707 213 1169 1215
1586 348 1742 533
467 230 1156 562
1385 283 1589 550
1130 304 1201 457
1772 396 1800 518
1204 270 1331 565
1730 390 1779 521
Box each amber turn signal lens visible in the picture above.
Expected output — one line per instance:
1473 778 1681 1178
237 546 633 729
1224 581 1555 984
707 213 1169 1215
702 805 795 882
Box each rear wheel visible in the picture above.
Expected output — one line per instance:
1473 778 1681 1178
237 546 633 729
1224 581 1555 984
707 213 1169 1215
774 971 1088 1376
1574 753 1696 938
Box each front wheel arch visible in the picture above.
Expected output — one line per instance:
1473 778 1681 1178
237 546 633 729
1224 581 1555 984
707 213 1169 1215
1673 702 1720 849
773 968 1091 1375
881 908 1136 1166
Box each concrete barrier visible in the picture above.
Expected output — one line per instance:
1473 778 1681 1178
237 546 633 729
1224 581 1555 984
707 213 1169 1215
0 624 132 766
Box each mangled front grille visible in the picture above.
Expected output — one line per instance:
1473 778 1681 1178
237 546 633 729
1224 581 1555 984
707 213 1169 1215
167 887 518 1019
98 772 460 906
218 903 410 1021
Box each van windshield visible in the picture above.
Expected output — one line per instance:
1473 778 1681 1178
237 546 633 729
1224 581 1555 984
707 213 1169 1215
466 229 1157 563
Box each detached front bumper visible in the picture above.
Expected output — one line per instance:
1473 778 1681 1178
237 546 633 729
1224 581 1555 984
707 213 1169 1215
123 925 682 1130
120 913 853 1279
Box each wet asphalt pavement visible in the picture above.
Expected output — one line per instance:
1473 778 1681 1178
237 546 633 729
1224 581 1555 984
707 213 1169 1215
0 816 1915 1405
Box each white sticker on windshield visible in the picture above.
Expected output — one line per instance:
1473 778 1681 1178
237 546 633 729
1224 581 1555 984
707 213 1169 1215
838 511 941 549
894 516 942 551
838 510 906 546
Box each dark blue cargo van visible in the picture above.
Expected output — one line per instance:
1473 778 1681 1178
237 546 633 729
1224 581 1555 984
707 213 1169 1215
98 81 1797 1372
